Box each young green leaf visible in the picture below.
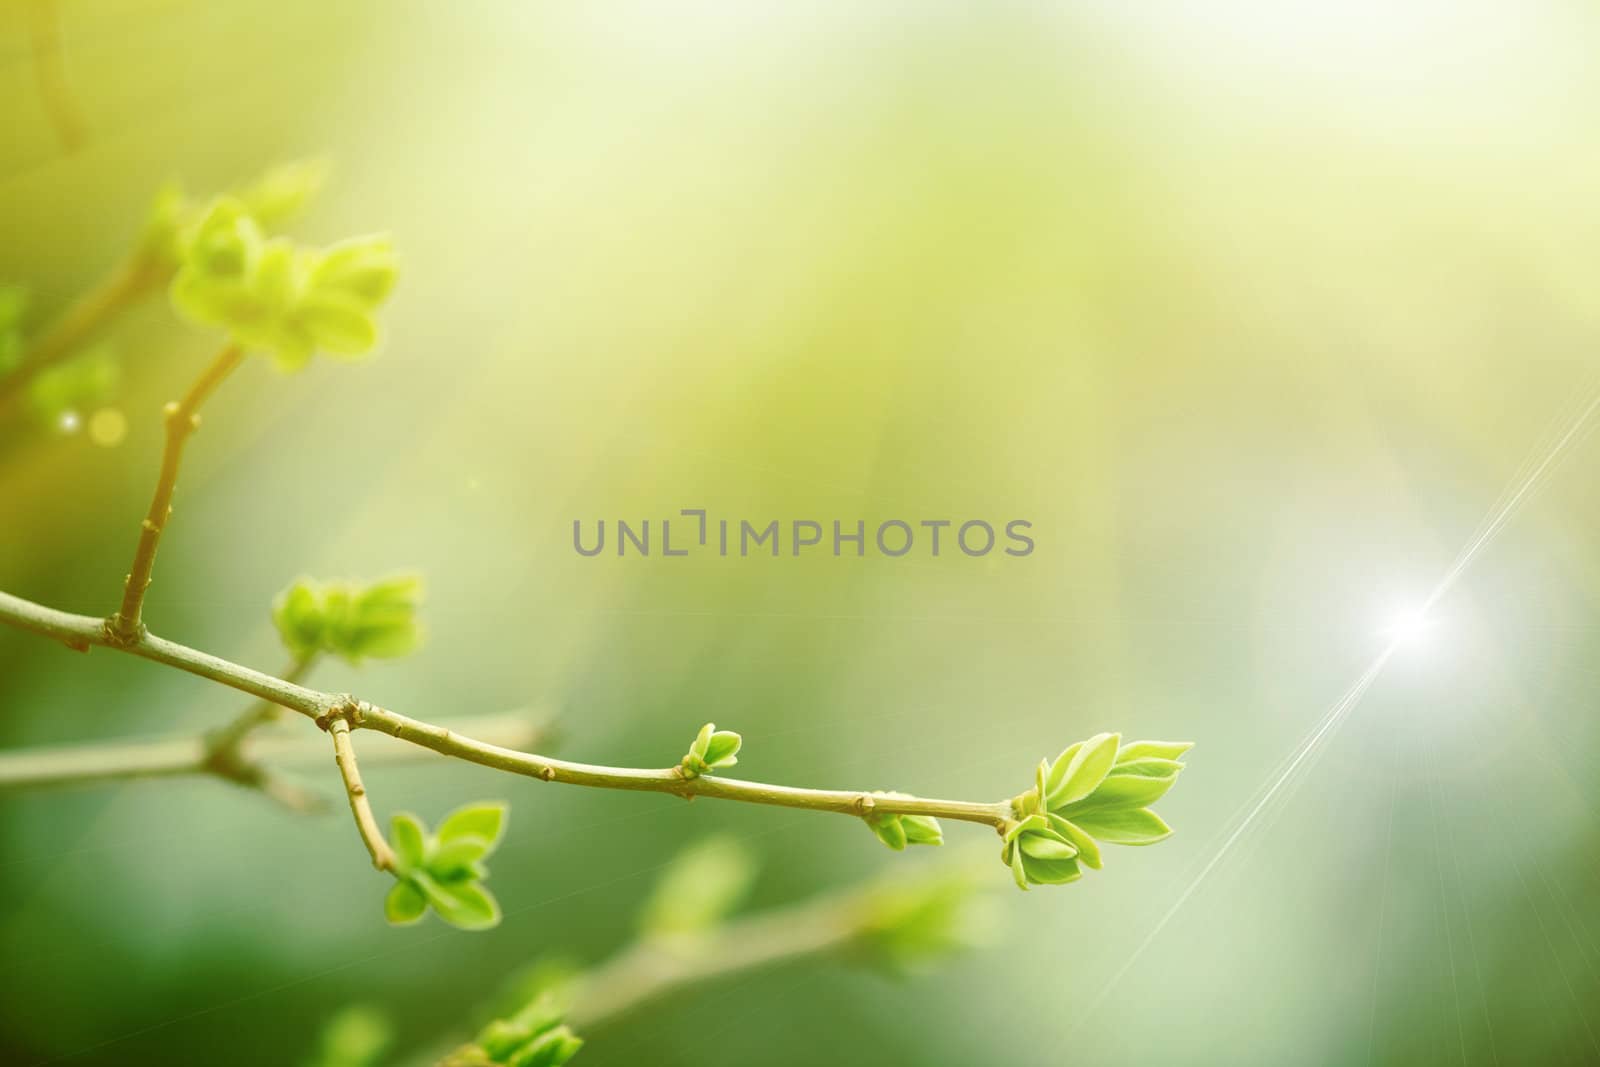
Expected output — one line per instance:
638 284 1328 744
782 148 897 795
505 1025 583 1067
429 836 493 880
389 812 428 870
1060 768 1180 814
494 990 569 1052
679 722 741 777
901 814 944 846
689 722 713 760
329 574 425 661
417 873 502 931
1021 854 1083 885
1045 731 1120 808
1106 757 1185 780
1069 807 1174 845
310 236 399 306
1047 814 1103 870
1115 740 1194 764
271 574 423 664
478 1019 540 1062
1008 844 1029 891
384 879 427 926
863 793 944 852
869 813 909 851
438 801 508 850
1019 833 1077 861
702 729 741 768
272 579 326 659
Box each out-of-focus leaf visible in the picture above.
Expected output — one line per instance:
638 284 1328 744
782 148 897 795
304 1004 393 1067
384 879 427 926
638 835 757 937
417 872 502 931
169 198 395 370
26 345 120 424
270 573 423 664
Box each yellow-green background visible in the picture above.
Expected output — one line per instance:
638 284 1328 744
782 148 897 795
2 2 1598 1064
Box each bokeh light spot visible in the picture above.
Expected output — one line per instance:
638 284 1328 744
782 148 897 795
88 408 128 448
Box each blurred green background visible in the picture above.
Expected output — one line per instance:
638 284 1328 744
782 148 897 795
2 1 1599 1063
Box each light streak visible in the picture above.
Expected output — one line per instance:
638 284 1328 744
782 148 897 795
1078 376 1600 1022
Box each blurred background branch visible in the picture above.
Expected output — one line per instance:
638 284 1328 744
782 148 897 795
0 707 550 809
422 836 994 1067
22 0 87 155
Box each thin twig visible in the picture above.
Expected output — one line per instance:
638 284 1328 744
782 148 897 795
0 589 1017 834
433 867 966 1065
566 890 861 1031
330 718 396 872
107 343 245 642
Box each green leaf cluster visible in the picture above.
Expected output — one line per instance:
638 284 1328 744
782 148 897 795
25 344 120 424
1002 734 1191 890
170 197 397 371
637 834 757 937
384 802 507 931
678 722 741 778
862 791 944 851
0 287 124 425
140 159 329 268
455 992 583 1067
272 574 423 664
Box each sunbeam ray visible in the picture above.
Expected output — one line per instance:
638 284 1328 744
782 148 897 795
1077 371 1600 1026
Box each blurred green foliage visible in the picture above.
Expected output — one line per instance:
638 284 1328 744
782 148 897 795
306 1006 394 1067
636 835 757 937
171 198 396 370
2 3 1598 1066
273 574 425 664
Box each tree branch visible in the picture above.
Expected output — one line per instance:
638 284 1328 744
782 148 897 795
0 732 209 788
107 342 245 642
330 717 396 872
0 589 1016 839
202 655 317 766
0 703 548 803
